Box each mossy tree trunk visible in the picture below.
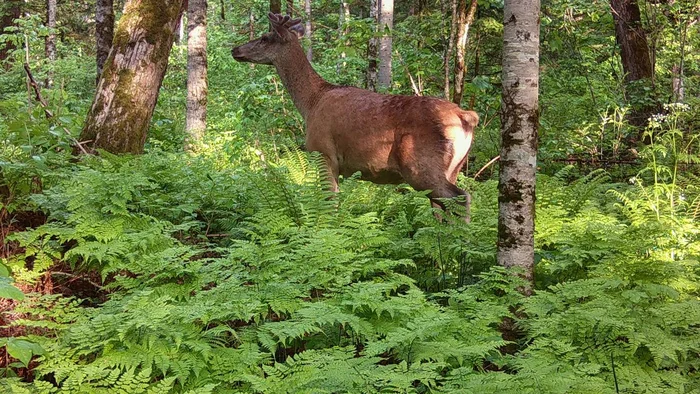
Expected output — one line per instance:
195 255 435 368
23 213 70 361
95 0 114 83
79 0 185 154
497 0 540 291
185 0 208 150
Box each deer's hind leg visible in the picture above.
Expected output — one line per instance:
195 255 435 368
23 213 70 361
397 135 471 222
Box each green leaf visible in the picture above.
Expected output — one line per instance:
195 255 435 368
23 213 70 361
6 338 44 366
0 279 25 301
0 262 9 277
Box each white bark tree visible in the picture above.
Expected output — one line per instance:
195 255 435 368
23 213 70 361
378 0 394 90
304 0 312 62
497 0 540 290
185 0 208 150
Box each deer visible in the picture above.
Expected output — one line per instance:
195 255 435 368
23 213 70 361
232 13 479 221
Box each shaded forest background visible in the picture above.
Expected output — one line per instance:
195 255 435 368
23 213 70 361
0 0 699 392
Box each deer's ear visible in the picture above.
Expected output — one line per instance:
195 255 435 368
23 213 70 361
289 23 305 39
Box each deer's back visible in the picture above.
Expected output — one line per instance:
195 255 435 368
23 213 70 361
305 87 475 182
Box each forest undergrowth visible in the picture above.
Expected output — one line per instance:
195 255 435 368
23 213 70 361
0 100 699 392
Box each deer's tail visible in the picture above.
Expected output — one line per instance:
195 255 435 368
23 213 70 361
459 110 479 131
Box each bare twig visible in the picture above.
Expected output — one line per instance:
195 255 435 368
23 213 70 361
394 50 422 96
473 155 499 179
50 271 104 290
22 63 89 155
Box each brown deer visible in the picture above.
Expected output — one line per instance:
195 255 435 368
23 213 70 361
232 13 478 221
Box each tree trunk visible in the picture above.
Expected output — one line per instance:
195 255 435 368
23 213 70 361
185 0 207 150
178 14 185 44
378 0 394 90
96 0 114 83
270 0 282 14
338 0 349 71
671 64 684 102
79 0 186 155
286 0 294 17
304 0 312 62
443 0 457 99
45 0 56 88
497 0 540 290
610 0 655 128
366 0 379 91
249 8 255 41
452 0 476 106
0 0 22 62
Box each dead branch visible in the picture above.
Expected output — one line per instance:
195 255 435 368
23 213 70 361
474 155 500 179
22 63 89 155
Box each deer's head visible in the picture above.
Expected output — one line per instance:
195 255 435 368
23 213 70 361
232 13 305 65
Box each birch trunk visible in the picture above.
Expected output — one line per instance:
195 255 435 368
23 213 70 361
304 0 312 62
185 0 208 150
378 0 394 90
497 0 540 290
79 0 186 154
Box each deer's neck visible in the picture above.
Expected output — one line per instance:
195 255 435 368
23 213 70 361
273 43 331 121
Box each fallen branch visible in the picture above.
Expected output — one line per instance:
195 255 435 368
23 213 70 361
23 63 89 155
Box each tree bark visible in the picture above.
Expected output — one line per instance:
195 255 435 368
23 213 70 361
443 0 457 99
610 0 655 128
610 0 653 83
270 0 282 14
304 0 312 62
249 8 255 41
338 0 349 70
79 0 186 155
378 0 394 90
366 0 379 91
96 0 114 83
0 0 22 62
452 0 476 106
497 0 540 290
185 0 207 150
45 0 57 88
